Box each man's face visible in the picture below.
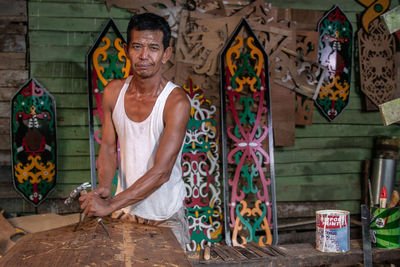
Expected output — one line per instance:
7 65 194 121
125 29 171 79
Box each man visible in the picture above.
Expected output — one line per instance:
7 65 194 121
80 13 190 248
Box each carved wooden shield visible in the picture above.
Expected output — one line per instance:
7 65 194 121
181 77 223 251
220 19 278 246
87 19 130 190
316 5 353 121
11 78 57 207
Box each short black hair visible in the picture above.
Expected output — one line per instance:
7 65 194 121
127 13 171 50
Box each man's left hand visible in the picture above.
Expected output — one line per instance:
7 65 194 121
79 191 113 217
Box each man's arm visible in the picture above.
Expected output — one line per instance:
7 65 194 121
95 80 119 197
79 80 121 213
81 86 190 217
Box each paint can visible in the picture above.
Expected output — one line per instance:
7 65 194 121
316 210 350 252
370 207 400 249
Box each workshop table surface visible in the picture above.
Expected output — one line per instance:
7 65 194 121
0 216 192 267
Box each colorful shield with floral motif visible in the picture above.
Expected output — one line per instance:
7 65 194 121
11 78 57 207
220 19 278 246
316 5 353 121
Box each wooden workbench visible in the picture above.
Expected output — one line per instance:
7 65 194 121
0 216 192 267
188 240 400 267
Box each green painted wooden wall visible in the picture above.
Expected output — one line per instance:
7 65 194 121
28 0 400 218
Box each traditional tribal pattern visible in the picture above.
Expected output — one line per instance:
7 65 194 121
88 20 130 193
316 6 352 121
11 79 57 206
221 20 276 246
182 77 223 251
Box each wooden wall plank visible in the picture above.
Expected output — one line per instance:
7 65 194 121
29 17 129 32
29 1 130 18
295 124 400 137
0 70 28 87
0 0 26 18
0 52 26 70
33 78 87 93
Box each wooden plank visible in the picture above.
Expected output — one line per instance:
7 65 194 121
58 140 91 156
232 246 259 259
276 201 361 218
0 0 26 17
0 134 10 150
8 213 80 233
53 94 88 109
245 243 272 257
57 170 91 184
28 2 130 19
0 70 28 87
0 34 26 52
30 62 86 78
0 217 192 266
0 87 20 101
211 245 233 261
30 77 87 93
57 126 89 140
0 118 10 134
274 147 371 163
29 16 129 32
295 124 400 137
312 109 388 125
30 31 96 47
266 0 398 12
0 19 27 35
0 52 26 70
0 213 17 255
275 161 362 176
0 101 10 118
30 45 90 63
276 183 360 201
276 136 374 150
57 156 90 171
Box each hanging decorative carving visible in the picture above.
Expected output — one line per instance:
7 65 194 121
176 10 241 76
11 78 57 207
358 17 397 107
220 19 278 246
87 19 130 190
274 47 326 100
316 5 353 121
182 77 223 251
356 0 390 33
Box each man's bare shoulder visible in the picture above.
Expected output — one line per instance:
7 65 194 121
102 78 127 108
168 86 190 108
164 86 190 120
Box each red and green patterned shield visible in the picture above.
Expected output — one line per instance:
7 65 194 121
316 5 353 121
11 78 57 207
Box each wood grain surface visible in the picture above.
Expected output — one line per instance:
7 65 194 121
0 217 192 267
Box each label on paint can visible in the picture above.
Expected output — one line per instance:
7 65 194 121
316 210 350 252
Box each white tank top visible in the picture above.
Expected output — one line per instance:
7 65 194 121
112 76 185 220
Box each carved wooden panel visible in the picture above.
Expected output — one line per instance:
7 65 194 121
220 19 278 246
358 17 397 107
181 76 223 251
